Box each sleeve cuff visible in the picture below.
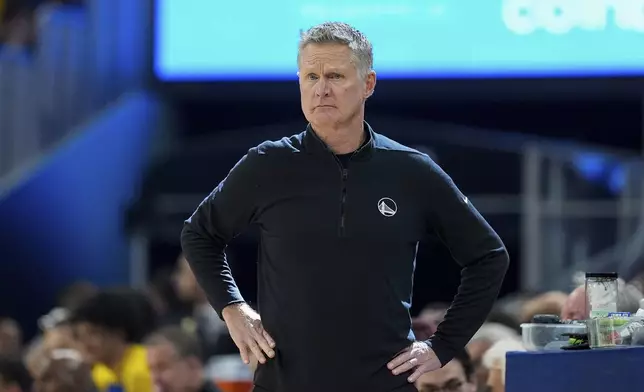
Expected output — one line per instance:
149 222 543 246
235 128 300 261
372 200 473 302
425 336 454 366
215 297 246 321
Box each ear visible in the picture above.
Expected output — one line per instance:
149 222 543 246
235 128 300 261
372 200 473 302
364 70 377 99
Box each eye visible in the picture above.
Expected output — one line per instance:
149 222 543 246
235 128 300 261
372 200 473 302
329 73 342 79
306 73 318 81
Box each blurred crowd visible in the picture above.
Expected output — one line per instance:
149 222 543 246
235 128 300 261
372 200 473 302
1 250 643 392
0 0 82 47
0 253 230 392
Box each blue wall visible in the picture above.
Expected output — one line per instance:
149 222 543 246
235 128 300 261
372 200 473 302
0 92 165 337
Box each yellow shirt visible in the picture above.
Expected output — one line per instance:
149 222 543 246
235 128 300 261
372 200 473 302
91 345 153 392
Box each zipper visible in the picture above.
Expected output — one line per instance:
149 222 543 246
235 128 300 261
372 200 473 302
330 134 369 237
339 167 348 237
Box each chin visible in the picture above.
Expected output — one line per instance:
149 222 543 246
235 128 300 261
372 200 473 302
312 113 341 125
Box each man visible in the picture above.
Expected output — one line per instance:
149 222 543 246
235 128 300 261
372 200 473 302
481 338 525 392
173 254 235 358
414 349 476 392
32 349 94 392
70 289 154 392
0 356 32 392
561 278 642 320
466 323 519 390
0 319 21 357
181 22 509 392
145 326 221 392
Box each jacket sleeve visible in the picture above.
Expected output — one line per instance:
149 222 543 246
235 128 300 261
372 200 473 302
180 148 262 318
420 155 510 365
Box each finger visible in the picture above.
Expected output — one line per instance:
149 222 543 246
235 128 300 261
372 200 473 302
387 349 412 370
407 366 424 383
263 329 276 348
254 332 276 358
247 339 267 364
391 357 419 375
238 344 250 365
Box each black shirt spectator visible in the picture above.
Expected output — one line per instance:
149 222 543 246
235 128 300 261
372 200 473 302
0 356 32 392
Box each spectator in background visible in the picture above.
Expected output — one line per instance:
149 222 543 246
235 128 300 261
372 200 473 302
414 349 476 392
23 282 96 377
147 266 191 323
70 289 154 392
561 278 643 320
519 291 568 323
173 254 235 359
481 338 525 392
0 319 21 357
467 323 519 392
412 303 449 339
145 326 222 392
0 356 32 392
32 349 93 392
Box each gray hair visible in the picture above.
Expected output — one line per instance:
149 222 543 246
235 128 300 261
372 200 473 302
298 22 373 78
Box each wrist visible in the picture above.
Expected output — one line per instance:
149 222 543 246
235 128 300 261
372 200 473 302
222 302 246 321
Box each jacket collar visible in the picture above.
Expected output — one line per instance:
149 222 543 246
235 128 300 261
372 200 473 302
303 121 376 161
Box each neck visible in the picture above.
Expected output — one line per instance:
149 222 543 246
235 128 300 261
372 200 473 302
104 343 128 371
313 114 365 154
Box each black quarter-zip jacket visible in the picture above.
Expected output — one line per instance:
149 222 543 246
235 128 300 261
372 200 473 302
181 123 509 392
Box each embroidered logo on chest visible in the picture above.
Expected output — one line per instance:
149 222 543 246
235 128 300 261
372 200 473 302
377 197 397 217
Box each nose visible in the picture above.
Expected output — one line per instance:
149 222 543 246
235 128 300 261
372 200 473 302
314 78 330 97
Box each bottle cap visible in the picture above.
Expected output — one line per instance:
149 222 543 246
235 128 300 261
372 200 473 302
585 272 618 279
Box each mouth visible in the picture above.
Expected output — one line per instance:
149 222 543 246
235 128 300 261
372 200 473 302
316 105 335 109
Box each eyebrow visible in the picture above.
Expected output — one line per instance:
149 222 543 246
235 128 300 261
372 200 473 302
302 70 345 77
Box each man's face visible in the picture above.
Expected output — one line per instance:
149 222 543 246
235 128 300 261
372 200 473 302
33 355 92 392
147 342 195 392
74 322 120 365
415 359 475 392
298 43 375 129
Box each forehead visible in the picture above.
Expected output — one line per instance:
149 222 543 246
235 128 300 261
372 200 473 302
147 342 178 359
299 43 355 69
0 320 19 333
417 359 466 385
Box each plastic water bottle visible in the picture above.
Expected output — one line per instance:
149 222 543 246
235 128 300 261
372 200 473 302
636 299 644 317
